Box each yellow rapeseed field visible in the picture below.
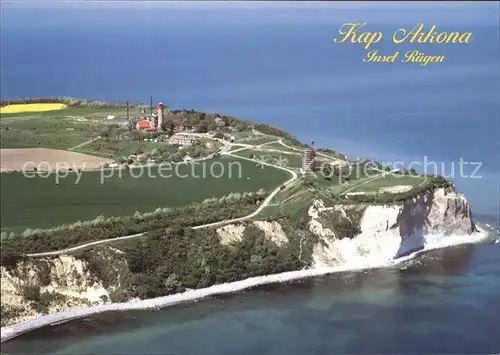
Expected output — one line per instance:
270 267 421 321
0 103 68 114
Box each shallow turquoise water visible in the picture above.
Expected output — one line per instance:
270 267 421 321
3 243 500 354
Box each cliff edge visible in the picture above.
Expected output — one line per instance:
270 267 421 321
310 187 476 268
0 187 481 328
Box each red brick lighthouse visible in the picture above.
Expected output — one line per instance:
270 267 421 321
157 102 165 131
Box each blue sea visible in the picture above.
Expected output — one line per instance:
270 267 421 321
1 2 499 353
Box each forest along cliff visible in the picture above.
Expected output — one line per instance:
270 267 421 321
1 187 477 327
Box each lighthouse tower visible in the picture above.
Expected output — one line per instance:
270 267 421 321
302 140 316 172
157 102 165 131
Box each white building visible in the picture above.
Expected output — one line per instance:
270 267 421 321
168 134 198 146
214 117 226 127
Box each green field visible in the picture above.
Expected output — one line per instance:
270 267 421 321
256 188 314 220
0 157 289 232
348 174 427 193
75 139 178 159
0 116 98 149
0 107 132 150
0 107 183 159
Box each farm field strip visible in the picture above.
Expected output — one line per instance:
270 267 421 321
0 157 289 232
0 103 68 114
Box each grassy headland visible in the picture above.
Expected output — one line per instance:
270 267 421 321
0 98 459 327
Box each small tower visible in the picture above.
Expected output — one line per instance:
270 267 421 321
302 140 316 172
157 102 165 131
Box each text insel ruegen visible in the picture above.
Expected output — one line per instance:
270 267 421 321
333 23 472 67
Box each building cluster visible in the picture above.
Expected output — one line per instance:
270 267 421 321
133 102 166 132
168 133 199 146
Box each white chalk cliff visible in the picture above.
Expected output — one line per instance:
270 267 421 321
311 187 477 268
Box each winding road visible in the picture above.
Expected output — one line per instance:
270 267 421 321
24 136 298 257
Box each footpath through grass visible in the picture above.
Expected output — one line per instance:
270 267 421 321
232 149 303 169
1 157 289 232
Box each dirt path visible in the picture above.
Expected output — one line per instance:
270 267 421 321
68 137 100 151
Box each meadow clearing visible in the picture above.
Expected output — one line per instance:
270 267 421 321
0 110 128 150
0 157 289 232
347 174 427 193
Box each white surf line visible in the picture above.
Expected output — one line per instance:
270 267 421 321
297 231 307 264
1 229 490 344
23 153 296 257
68 137 100 151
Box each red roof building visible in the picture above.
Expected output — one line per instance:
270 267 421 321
136 120 152 130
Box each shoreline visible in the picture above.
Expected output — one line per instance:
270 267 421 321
1 227 495 344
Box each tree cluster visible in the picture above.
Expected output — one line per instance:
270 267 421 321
77 219 306 302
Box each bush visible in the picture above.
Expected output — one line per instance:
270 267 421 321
21 284 41 302
0 250 26 268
